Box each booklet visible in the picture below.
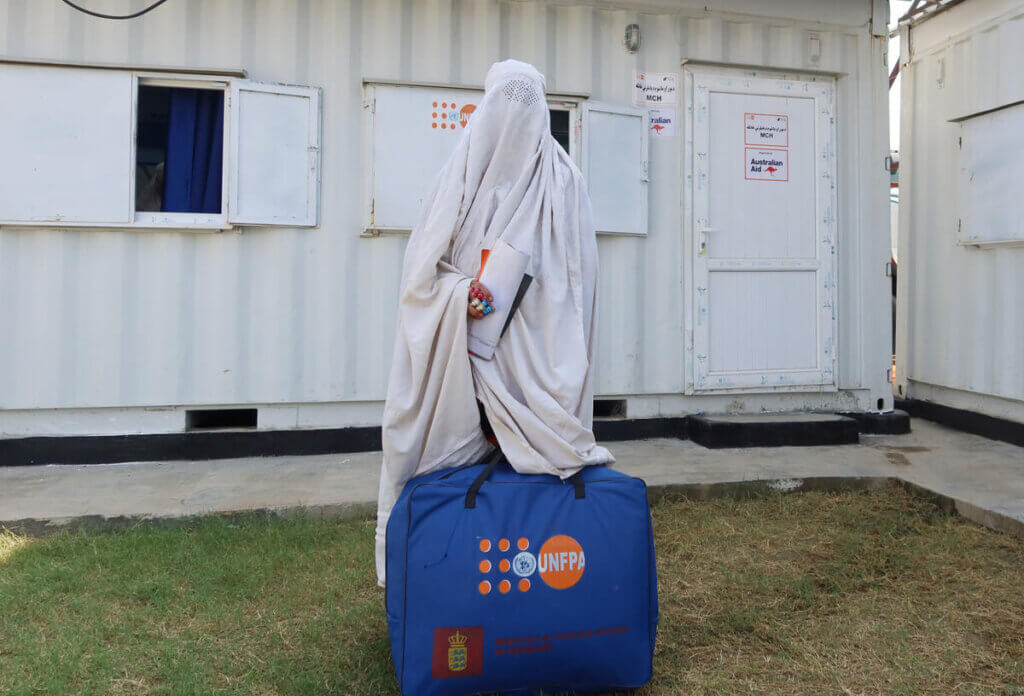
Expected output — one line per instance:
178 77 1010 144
468 240 532 359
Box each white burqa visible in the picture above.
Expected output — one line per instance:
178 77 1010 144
375 60 614 585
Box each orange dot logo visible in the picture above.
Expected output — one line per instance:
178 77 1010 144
518 578 531 592
517 537 529 551
498 579 511 594
499 559 510 573
498 538 510 552
538 535 586 590
479 559 491 573
431 98 476 130
479 539 491 553
478 580 491 595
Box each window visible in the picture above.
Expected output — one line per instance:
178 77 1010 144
550 108 571 152
0 62 321 230
363 82 647 236
581 101 649 236
135 84 225 216
955 101 1024 247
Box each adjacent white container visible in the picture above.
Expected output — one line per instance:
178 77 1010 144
895 0 1024 423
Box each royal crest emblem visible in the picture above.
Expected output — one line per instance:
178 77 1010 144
447 630 469 672
432 626 483 679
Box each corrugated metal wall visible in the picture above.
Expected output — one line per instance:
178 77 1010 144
0 0 890 424
896 0 1024 421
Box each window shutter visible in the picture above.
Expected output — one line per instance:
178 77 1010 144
581 101 649 235
956 102 1024 246
228 80 321 227
364 83 484 233
0 64 133 225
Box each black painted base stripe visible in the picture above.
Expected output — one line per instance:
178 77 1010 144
593 417 688 442
896 399 1024 448
838 409 911 435
0 409 934 467
0 427 382 467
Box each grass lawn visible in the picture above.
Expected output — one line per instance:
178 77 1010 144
2 486 1022 695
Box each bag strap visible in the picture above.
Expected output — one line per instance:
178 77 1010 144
464 450 505 509
570 471 586 500
465 453 587 508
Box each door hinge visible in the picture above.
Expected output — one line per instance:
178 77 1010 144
885 261 894 277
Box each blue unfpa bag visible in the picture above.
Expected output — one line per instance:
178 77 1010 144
386 455 658 695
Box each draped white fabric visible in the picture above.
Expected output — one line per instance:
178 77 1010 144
375 60 614 585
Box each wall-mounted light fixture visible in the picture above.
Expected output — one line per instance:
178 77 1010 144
624 23 641 53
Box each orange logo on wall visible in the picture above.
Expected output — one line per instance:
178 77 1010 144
431 99 476 130
537 535 586 589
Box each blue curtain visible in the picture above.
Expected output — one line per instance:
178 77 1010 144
163 89 224 213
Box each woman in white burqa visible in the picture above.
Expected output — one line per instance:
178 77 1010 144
375 59 614 586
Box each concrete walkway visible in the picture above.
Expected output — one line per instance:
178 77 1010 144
2 420 1022 538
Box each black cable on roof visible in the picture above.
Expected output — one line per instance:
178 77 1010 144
59 0 171 20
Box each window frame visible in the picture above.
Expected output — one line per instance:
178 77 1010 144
547 97 582 164
131 73 232 230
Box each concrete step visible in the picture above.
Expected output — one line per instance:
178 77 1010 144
689 413 860 449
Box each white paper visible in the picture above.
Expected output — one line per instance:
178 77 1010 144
649 108 676 137
467 240 531 359
633 71 678 106
744 113 789 147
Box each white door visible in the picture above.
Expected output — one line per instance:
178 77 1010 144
687 69 837 392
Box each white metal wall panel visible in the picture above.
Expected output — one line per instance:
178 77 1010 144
0 0 890 424
896 0 1024 420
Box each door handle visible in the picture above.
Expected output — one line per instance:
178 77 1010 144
698 227 719 256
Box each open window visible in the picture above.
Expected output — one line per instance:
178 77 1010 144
134 78 228 228
363 82 582 235
0 62 320 230
581 101 649 236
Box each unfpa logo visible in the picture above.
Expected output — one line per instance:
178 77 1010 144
477 534 586 592
432 626 483 679
431 99 476 130
538 535 586 589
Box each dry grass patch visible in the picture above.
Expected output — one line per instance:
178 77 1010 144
0 486 1021 695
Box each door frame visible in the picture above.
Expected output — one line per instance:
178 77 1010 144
683 65 839 394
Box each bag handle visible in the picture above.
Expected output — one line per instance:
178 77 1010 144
570 471 586 500
464 453 587 509
465 451 504 509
